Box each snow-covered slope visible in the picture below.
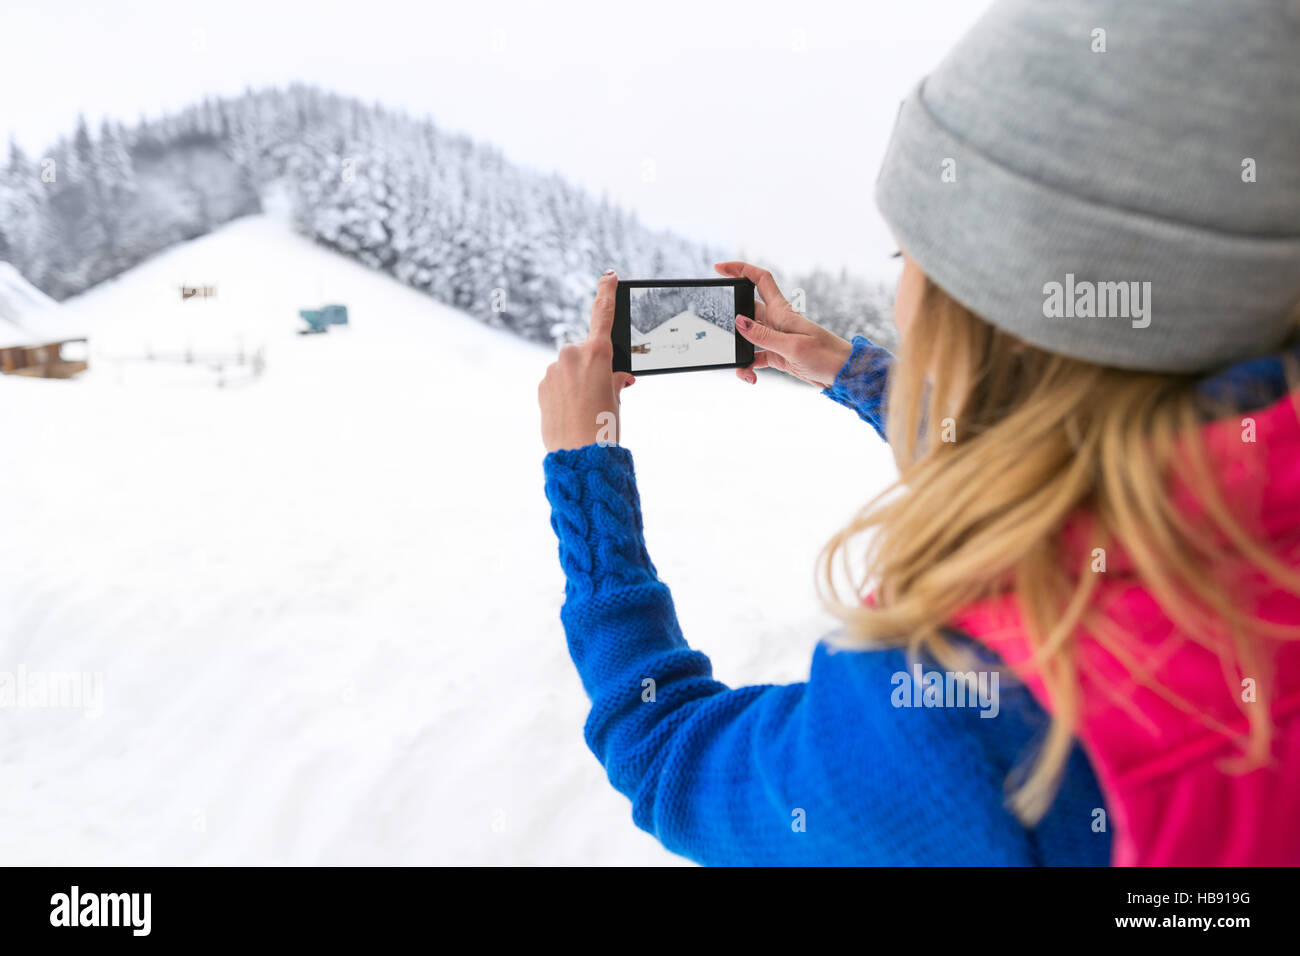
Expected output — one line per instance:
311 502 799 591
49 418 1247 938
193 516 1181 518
637 310 735 371
0 212 897 865
0 260 58 315
0 260 76 347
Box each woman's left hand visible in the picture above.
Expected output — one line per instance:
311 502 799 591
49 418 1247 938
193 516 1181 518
538 270 635 452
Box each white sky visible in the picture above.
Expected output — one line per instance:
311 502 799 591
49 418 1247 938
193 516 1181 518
1 0 986 276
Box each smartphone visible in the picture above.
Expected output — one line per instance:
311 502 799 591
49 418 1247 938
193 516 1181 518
611 278 756 375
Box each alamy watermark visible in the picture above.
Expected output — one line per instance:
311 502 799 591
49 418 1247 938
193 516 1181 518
891 663 999 718
1043 273 1151 329
50 886 150 936
0 665 104 718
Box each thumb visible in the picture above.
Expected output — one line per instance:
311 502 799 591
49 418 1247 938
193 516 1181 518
736 315 797 357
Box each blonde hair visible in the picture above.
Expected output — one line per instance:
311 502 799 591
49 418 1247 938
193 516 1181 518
819 276 1300 822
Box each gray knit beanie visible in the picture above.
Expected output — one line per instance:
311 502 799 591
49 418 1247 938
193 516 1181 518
875 0 1300 372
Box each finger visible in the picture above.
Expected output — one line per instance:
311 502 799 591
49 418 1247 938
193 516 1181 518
735 314 798 356
587 270 619 343
732 296 768 326
734 350 774 385
738 352 773 372
614 372 635 390
713 261 788 309
713 264 770 325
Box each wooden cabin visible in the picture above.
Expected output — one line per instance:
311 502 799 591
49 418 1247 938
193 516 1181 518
0 262 86 378
0 338 89 379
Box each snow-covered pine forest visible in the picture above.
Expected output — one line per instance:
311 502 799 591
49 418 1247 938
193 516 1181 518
630 285 736 334
0 85 895 348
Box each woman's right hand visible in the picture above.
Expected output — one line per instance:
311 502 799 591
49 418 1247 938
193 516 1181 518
714 261 853 389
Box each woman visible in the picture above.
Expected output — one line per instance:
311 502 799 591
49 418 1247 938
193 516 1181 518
537 0 1300 865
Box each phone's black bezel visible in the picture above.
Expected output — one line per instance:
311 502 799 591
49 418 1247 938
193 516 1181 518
611 277 756 375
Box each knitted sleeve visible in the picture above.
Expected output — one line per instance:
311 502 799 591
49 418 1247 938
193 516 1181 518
543 442 1111 865
821 335 893 441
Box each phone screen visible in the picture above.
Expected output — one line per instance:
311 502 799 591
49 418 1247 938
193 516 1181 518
613 279 754 375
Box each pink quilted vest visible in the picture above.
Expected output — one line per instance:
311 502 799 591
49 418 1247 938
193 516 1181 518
950 387 1300 865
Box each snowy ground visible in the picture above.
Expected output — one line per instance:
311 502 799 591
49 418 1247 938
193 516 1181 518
0 211 896 865
633 310 735 372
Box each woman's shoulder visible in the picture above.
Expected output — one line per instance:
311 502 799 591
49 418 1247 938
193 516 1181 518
804 635 1112 864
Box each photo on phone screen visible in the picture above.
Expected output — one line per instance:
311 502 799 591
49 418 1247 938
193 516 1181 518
612 278 754 375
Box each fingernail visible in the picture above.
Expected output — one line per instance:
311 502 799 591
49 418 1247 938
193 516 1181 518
602 269 617 277
736 315 752 331
626 376 635 386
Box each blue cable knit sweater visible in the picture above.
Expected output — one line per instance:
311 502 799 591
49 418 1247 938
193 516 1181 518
543 337 1112 865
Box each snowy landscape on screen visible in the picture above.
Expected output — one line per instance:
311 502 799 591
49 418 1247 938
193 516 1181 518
630 285 737 372
0 206 897 864
632 311 735 371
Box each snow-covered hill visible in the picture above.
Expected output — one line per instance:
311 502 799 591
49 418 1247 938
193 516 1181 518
637 310 735 372
0 260 77 348
0 212 896 865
